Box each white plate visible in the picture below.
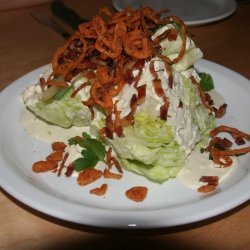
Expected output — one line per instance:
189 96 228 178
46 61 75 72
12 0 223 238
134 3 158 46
0 59 249 229
112 0 237 26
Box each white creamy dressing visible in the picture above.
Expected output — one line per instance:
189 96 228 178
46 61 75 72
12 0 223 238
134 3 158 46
20 107 85 143
176 149 238 188
208 89 225 109
64 144 83 166
22 84 43 106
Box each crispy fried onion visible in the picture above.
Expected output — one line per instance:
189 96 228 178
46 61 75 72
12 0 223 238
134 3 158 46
48 7 189 138
206 125 250 167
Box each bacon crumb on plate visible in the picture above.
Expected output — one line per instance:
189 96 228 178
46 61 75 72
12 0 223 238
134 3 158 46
197 184 216 193
103 168 123 179
77 168 103 186
32 160 58 173
51 141 67 151
90 183 108 196
46 150 64 162
125 186 148 202
197 175 219 193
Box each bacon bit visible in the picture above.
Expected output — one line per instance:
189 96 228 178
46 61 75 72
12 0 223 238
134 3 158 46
213 103 227 118
213 137 233 150
136 85 146 105
32 160 57 173
77 168 103 186
110 156 123 173
46 150 64 162
106 147 113 168
65 165 74 177
52 141 67 151
197 184 216 193
57 152 69 177
234 136 245 145
160 97 169 120
125 186 148 202
178 100 183 108
197 176 219 193
199 176 219 186
103 168 123 179
205 93 214 106
90 183 108 196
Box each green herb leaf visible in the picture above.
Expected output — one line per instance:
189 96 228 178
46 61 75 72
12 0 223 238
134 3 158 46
68 136 83 145
69 132 106 172
78 135 106 162
198 72 214 92
73 157 98 172
82 132 91 140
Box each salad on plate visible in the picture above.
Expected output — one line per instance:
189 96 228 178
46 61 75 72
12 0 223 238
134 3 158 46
21 7 250 202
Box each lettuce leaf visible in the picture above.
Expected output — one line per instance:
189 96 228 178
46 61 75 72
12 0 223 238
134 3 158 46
27 89 91 128
118 141 185 183
181 76 216 148
111 113 185 182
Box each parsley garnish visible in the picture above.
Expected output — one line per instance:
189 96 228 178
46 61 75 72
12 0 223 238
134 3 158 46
198 72 214 92
69 132 106 172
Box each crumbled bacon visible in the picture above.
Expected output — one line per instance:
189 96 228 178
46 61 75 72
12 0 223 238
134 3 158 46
214 137 233 151
77 168 103 186
213 103 227 118
65 165 74 177
46 150 64 162
205 93 214 106
136 85 146 105
103 168 123 179
199 176 219 186
90 183 108 196
234 136 245 145
57 152 69 176
197 184 216 193
178 100 183 108
32 161 58 173
52 141 67 151
197 175 219 193
125 186 148 202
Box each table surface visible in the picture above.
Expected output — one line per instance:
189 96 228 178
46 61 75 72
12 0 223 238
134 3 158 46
0 1 249 249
